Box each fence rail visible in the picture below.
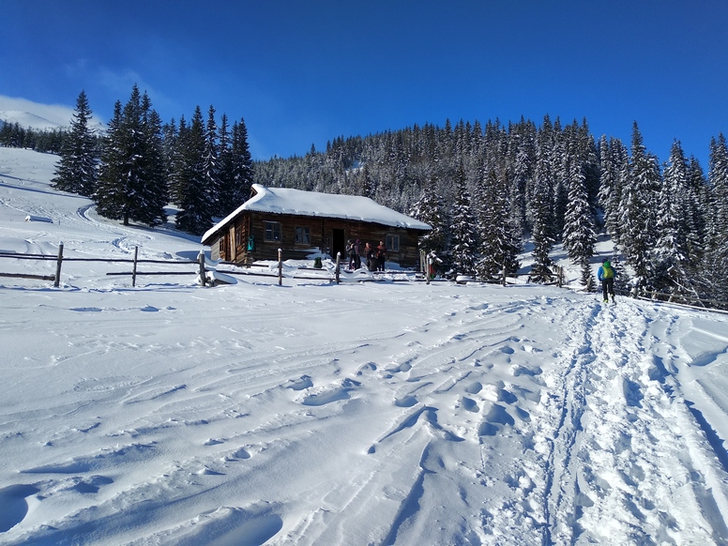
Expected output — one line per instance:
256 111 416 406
2 246 727 313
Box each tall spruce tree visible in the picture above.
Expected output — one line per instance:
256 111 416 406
203 105 222 216
651 141 693 295
229 118 254 208
95 86 167 226
51 90 98 196
410 174 447 256
530 126 555 282
703 134 728 303
174 106 213 235
476 168 520 281
620 122 660 293
563 158 596 289
449 164 477 276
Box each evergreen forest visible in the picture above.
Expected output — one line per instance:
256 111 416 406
4 88 728 309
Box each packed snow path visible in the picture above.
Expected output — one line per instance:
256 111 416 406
2 282 728 545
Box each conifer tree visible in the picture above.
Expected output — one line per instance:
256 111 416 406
651 141 693 295
51 90 97 196
702 134 728 302
449 164 477 276
620 122 660 293
228 118 254 207
563 158 596 288
203 105 222 216
410 174 447 256
95 86 167 226
174 106 213 235
135 93 168 226
529 129 555 282
476 168 520 281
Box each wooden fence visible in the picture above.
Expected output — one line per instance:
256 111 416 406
2 246 726 313
0 244 200 288
0 246 424 288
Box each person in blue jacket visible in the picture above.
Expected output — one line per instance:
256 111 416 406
597 260 616 303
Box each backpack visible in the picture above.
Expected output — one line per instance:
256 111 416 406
602 266 614 279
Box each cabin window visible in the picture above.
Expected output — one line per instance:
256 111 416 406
386 234 400 252
264 221 282 242
295 226 310 245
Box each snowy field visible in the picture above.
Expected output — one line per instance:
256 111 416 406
2 147 728 545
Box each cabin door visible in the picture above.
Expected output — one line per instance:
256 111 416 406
332 228 346 260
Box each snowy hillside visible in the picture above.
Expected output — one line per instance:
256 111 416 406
0 110 64 131
1 147 728 545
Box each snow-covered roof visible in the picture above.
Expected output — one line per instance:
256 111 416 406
202 184 431 243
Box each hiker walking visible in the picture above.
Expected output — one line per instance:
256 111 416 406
597 260 616 303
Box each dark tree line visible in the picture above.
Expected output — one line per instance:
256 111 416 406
50 87 254 235
254 117 728 308
0 120 69 153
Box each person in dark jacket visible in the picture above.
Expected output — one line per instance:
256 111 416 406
376 241 387 272
354 239 362 270
364 242 377 271
597 260 616 303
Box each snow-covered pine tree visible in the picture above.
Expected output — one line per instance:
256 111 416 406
620 122 660 294
203 106 222 217
174 106 214 235
51 90 98 196
449 164 477 277
598 135 617 240
702 134 728 304
685 157 708 262
410 175 447 256
529 125 555 283
135 93 168 226
476 167 520 281
94 101 124 220
651 140 694 296
95 86 167 227
563 157 596 288
229 118 254 208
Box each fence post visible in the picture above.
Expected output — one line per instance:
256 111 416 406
335 252 341 284
426 256 431 285
278 248 283 286
54 242 64 287
132 246 139 287
198 251 207 286
502 266 507 287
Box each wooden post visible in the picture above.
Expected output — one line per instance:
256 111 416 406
132 246 139 287
278 248 283 286
335 252 341 284
426 256 431 285
198 251 207 286
54 242 64 287
502 266 507 287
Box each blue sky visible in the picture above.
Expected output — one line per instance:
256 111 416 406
2 1 727 166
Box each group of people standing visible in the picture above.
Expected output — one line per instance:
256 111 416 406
346 239 386 272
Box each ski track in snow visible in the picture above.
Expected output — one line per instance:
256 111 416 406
5 289 726 545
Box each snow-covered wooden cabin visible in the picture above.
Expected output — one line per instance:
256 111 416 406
201 184 431 268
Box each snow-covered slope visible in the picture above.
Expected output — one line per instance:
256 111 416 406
0 110 64 131
1 147 728 545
